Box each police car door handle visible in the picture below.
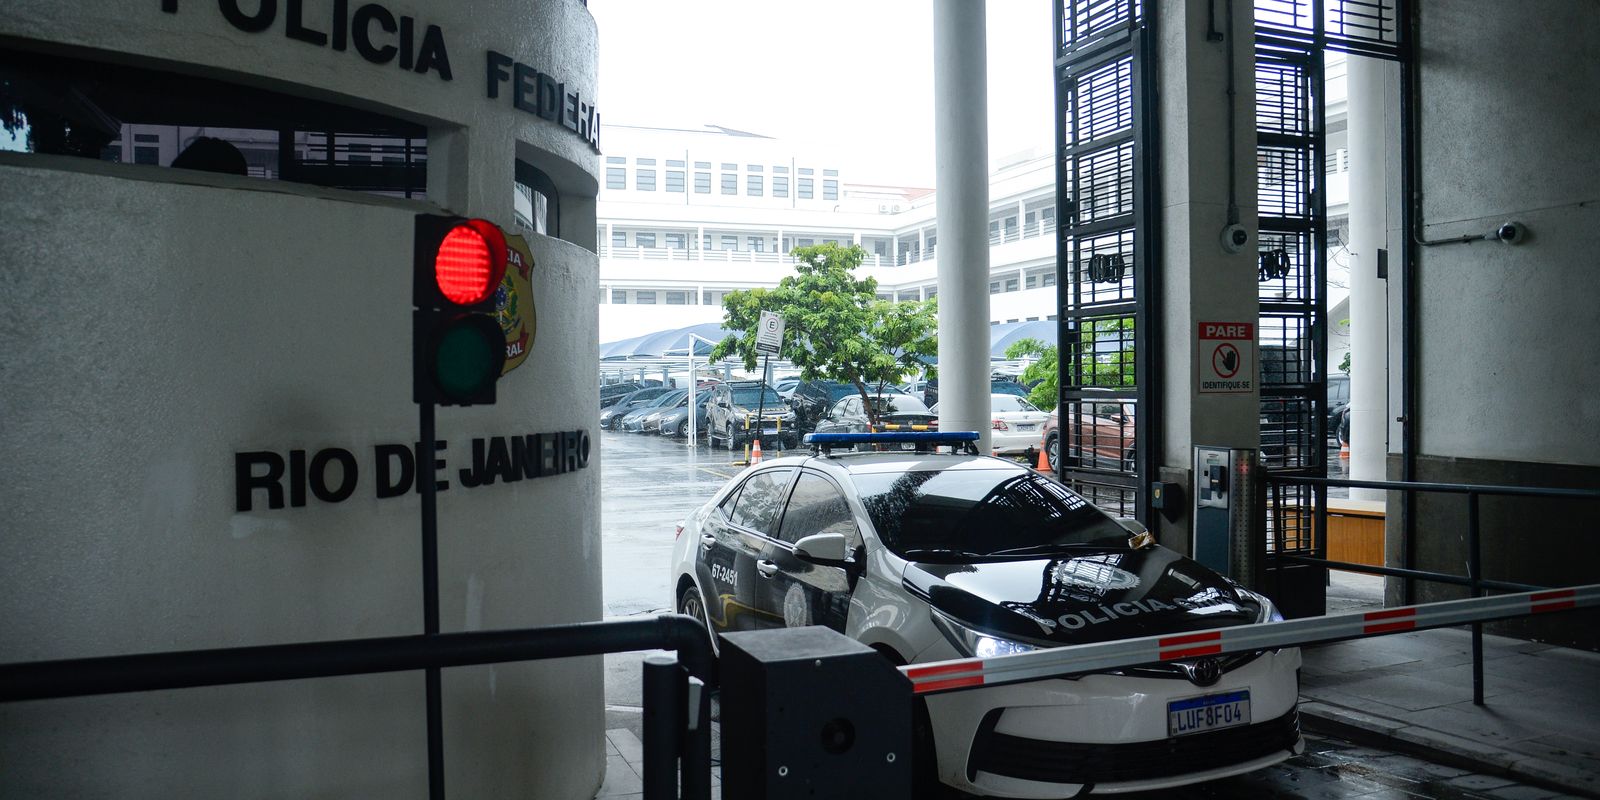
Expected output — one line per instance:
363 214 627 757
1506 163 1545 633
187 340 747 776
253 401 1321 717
700 535 716 548
756 560 779 578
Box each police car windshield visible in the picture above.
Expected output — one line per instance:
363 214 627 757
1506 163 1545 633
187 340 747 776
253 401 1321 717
852 469 1128 561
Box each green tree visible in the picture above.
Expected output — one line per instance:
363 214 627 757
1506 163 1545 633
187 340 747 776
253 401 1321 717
711 242 938 426
1004 337 1059 411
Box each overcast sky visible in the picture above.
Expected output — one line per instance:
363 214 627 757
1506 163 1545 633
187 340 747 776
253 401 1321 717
590 1 1055 187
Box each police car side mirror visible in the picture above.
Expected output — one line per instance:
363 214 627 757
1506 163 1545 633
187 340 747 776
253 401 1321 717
793 533 850 565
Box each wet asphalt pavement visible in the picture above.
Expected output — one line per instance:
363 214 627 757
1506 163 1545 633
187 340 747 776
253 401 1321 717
596 429 1581 799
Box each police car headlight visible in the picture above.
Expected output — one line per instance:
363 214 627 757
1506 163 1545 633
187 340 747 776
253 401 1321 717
1244 590 1284 624
931 610 1037 658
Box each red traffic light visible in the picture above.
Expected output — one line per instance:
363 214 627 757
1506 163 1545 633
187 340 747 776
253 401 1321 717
434 219 508 306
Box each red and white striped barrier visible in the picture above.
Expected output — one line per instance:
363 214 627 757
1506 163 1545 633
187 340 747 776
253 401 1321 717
900 584 1600 695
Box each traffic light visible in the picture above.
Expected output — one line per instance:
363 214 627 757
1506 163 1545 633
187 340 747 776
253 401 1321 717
414 214 509 406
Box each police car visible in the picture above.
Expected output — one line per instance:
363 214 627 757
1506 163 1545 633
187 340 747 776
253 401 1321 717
670 432 1302 798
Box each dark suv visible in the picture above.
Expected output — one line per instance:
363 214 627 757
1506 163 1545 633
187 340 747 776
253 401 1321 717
921 377 1029 409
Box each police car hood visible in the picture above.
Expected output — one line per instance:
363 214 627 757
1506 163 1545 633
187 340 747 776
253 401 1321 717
903 545 1261 646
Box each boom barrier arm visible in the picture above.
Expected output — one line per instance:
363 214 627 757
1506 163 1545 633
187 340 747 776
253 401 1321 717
900 585 1600 695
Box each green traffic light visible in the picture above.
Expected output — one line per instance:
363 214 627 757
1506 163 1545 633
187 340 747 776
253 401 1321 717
432 315 505 402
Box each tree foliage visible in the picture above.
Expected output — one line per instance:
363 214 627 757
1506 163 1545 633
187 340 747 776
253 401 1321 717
711 242 938 425
1004 337 1059 411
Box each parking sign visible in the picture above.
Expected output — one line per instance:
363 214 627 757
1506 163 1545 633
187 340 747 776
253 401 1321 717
756 311 785 355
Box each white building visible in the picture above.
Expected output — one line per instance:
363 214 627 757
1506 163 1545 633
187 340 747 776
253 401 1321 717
596 106 1354 357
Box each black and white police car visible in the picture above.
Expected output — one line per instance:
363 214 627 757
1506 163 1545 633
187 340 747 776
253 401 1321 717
670 432 1302 798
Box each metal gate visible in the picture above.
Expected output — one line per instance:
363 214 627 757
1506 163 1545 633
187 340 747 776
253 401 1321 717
1254 0 1407 616
1052 0 1159 523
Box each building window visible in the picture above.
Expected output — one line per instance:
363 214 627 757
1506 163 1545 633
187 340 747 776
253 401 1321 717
514 159 561 237
1042 273 1057 287
748 164 763 172
749 236 765 252
694 172 711 193
606 167 625 189
606 156 625 164
798 178 813 199
799 167 814 175
1005 278 1018 292
797 238 814 247
823 179 838 200
667 159 685 168
666 233 686 250
636 291 657 305
773 176 789 197
703 234 712 250
703 290 717 305
637 168 656 191
637 157 656 166
1025 275 1037 289
926 288 937 299
720 235 739 250
823 168 838 176
612 231 627 249
989 282 1000 294
637 233 656 249
773 165 789 173
666 170 684 192
665 291 688 305
747 175 763 196
721 173 737 195
695 161 711 169
721 162 737 170
612 289 628 304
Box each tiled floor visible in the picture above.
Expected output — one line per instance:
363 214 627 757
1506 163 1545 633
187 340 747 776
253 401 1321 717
595 728 722 799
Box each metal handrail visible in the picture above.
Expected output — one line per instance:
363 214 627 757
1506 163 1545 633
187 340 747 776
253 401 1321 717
0 614 715 800
1263 473 1599 706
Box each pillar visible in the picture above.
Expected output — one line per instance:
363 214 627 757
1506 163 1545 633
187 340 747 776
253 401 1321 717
1346 56 1387 501
933 0 992 450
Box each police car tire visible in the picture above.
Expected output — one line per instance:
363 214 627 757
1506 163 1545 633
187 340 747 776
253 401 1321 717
678 586 707 630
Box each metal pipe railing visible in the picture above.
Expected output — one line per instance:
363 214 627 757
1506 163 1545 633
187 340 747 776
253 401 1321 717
1264 474 1600 707
0 614 714 800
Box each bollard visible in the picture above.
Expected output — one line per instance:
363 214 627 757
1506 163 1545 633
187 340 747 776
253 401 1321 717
681 675 713 800
642 654 685 800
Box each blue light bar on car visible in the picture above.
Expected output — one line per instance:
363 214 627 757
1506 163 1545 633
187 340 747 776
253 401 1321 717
803 431 980 445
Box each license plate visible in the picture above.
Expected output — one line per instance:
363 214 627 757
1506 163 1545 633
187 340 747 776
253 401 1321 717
901 442 917 450
1017 424 1036 431
1167 690 1250 737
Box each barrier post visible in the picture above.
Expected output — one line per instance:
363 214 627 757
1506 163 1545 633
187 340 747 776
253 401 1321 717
1468 491 1484 706
642 654 685 800
682 675 712 800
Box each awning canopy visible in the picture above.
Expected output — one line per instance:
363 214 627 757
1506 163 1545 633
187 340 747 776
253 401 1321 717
599 322 735 359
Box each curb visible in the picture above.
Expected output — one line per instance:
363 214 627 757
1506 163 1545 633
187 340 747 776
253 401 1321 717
1299 701 1600 799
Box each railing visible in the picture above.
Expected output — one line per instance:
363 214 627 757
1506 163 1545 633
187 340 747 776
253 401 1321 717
1263 474 1600 706
0 615 716 800
601 220 1059 269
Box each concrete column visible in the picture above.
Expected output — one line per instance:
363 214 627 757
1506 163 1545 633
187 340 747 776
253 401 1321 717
1155 0 1259 542
1346 56 1388 500
933 0 992 450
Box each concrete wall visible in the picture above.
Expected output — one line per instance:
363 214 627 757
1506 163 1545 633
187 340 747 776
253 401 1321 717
1393 0 1600 648
0 0 605 794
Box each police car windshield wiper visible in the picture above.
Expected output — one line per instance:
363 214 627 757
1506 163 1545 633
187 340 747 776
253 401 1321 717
900 547 990 561
982 542 1112 557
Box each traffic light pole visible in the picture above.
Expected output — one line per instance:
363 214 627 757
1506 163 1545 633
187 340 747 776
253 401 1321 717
419 401 445 800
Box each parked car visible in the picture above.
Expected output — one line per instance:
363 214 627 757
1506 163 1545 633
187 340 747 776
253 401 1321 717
922 376 1030 409
619 389 685 432
936 393 1049 455
657 388 717 439
813 393 937 436
670 434 1298 797
600 382 644 408
1327 373 1350 441
1041 399 1136 471
706 381 798 449
788 380 864 433
599 387 673 429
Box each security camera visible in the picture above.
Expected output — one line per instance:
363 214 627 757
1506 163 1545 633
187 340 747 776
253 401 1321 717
1490 221 1527 245
1220 223 1250 254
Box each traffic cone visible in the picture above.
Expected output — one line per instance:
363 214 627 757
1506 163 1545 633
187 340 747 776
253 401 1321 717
1339 441 1350 460
751 438 763 465
1036 446 1051 472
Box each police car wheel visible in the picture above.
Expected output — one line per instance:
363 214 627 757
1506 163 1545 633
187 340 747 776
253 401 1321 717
678 586 707 630
677 420 689 437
